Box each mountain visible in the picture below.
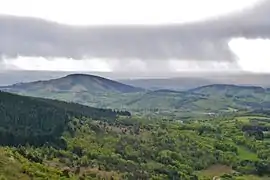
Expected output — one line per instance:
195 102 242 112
0 74 145 108
1 74 143 93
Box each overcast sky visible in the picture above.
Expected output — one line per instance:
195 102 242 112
0 0 260 25
0 0 269 75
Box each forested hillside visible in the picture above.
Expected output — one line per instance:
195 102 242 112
0 91 130 147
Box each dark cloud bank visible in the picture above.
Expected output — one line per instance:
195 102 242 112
0 0 269 62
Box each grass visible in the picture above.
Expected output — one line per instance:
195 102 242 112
236 116 270 123
237 175 270 180
223 139 258 161
0 148 30 180
236 145 258 161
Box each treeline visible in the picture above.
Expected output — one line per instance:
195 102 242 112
0 91 130 147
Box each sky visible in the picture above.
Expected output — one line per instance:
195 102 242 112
0 0 270 75
229 38 270 73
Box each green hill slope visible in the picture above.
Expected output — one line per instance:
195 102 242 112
128 85 270 109
0 74 144 108
0 91 130 147
188 84 270 110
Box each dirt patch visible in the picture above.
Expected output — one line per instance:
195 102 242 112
199 164 233 178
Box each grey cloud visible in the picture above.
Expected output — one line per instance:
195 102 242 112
0 0 269 61
0 16 234 61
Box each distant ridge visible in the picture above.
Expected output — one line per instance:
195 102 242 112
189 84 267 94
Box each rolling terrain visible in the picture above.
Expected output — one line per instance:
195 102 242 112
1 74 270 117
3 74 270 116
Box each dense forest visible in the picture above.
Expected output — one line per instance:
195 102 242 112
0 91 130 147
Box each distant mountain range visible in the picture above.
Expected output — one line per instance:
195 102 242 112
2 74 270 115
1 74 143 93
120 73 270 90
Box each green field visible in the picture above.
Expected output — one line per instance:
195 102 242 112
237 145 258 160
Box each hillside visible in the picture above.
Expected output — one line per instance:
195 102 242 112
0 91 130 147
188 84 270 109
120 84 270 114
122 90 204 110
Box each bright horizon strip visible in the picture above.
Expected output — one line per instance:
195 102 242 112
0 54 252 73
0 0 261 25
